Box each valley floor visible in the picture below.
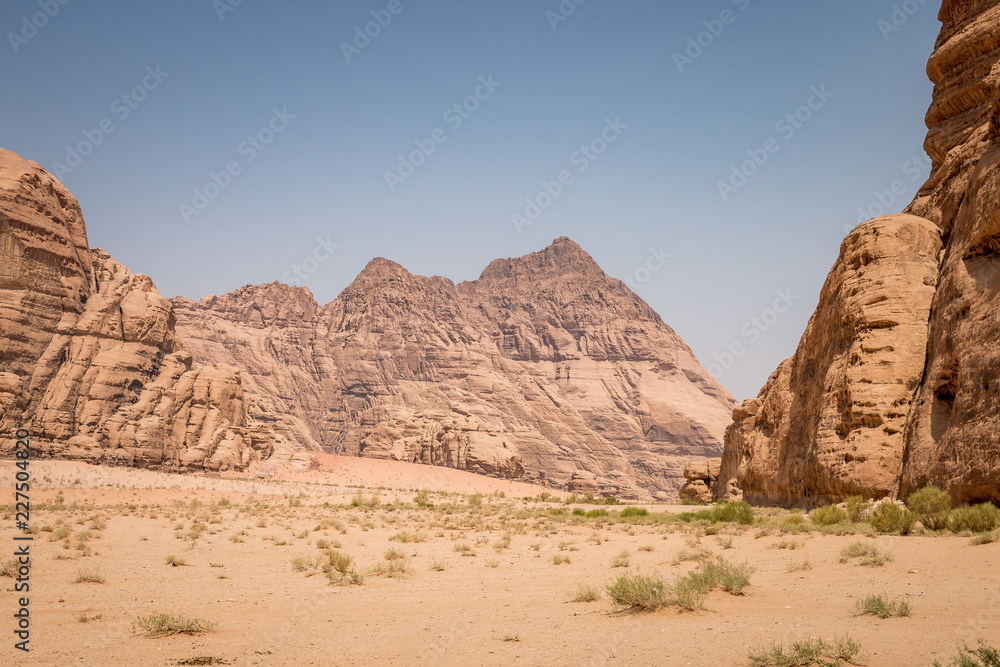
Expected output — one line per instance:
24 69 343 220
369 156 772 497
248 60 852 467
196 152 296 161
1 460 998 666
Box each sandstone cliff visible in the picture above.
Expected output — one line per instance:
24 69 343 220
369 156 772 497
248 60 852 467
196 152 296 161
715 0 1000 506
172 238 737 500
0 149 273 470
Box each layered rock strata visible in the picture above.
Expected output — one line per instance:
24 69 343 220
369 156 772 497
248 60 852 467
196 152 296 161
715 1 1000 505
0 149 273 471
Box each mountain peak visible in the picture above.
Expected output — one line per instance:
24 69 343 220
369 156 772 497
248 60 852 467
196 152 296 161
476 237 603 283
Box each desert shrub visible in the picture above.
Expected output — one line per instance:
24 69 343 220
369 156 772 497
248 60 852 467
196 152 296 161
854 593 911 619
291 554 325 573
698 557 755 596
844 496 871 522
390 531 427 543
949 504 1000 534
74 565 105 584
607 572 669 612
369 561 410 578
585 509 608 519
611 550 630 568
870 503 916 535
786 559 811 572
748 635 862 667
906 486 952 531
133 613 216 638
412 490 433 507
570 584 601 602
619 507 649 519
552 554 571 565
780 515 806 528
572 508 586 516
970 531 998 546
672 572 709 612
707 501 755 525
839 541 891 567
165 555 187 567
672 547 712 565
323 550 353 575
809 504 848 526
0 558 19 578
934 641 1000 667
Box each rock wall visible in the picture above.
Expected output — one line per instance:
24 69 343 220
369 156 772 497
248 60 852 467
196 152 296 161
715 1 1000 505
173 238 737 500
0 149 272 471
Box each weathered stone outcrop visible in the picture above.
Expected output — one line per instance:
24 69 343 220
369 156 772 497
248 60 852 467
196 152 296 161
0 149 272 470
715 215 942 506
679 458 721 503
715 0 1000 505
172 238 737 499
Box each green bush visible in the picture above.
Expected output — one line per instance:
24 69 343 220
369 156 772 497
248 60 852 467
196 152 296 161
906 486 952 531
934 641 1000 667
693 501 755 525
854 593 911 619
839 541 892 567
844 496 871 522
948 504 1000 534
870 502 916 535
585 509 609 519
809 504 848 526
606 572 669 612
749 635 863 667
619 507 649 519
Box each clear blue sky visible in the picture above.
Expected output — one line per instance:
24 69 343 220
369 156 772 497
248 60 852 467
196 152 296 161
1 0 941 400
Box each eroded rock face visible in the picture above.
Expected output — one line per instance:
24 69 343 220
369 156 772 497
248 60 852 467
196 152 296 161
679 458 721 503
716 0 1000 505
0 149 271 471
900 1 1000 504
715 216 943 506
172 238 736 499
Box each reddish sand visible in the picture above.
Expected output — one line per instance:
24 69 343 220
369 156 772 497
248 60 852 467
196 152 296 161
1 460 998 666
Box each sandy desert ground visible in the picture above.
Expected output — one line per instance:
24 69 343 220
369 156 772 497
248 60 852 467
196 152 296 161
2 459 999 667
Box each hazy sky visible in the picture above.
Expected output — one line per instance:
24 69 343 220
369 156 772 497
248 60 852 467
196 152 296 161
1 1 941 400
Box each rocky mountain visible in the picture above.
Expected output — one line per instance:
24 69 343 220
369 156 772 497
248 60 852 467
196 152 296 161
0 145 734 497
715 0 1000 506
171 238 736 500
0 148 275 471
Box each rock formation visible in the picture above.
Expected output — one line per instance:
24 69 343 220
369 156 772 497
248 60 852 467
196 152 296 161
715 0 1000 506
0 149 273 471
172 238 736 500
679 458 721 503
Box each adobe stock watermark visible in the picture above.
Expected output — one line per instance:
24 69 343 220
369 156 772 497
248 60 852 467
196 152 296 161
340 0 414 64
845 153 931 232
49 66 170 178
878 0 931 41
213 0 244 21
622 246 672 291
511 117 628 234
673 0 751 74
178 107 295 224
281 236 340 286
7 0 71 54
706 288 799 379
384 75 501 192
716 84 833 202
545 0 588 32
